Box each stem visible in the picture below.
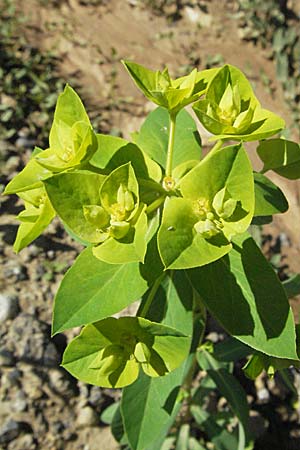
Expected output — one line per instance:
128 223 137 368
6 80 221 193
146 195 166 215
165 113 177 178
210 139 224 154
138 273 166 318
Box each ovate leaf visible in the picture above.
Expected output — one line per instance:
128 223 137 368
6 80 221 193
4 149 52 194
52 247 148 334
188 233 298 359
121 367 186 450
254 172 288 216
257 138 300 179
44 171 106 243
62 317 190 388
135 107 201 169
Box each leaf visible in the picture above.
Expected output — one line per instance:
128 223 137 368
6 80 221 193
100 402 120 425
197 349 249 428
52 247 148 334
13 189 55 252
37 122 96 172
193 64 285 141
121 368 186 450
49 84 90 150
257 138 300 179
44 171 106 244
213 337 251 363
188 233 298 359
123 61 217 114
191 406 239 450
92 208 148 264
158 197 231 269
100 162 139 220
140 270 194 336
62 316 190 388
175 424 190 450
135 107 202 169
253 172 288 216
4 150 52 194
111 405 127 445
158 144 254 269
90 134 162 183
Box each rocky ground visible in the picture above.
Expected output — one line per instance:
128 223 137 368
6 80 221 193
1 1 300 449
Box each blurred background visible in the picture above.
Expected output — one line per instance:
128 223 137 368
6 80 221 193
1 1 300 449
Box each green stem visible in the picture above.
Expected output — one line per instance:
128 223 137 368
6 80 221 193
138 273 166 318
165 113 177 178
210 139 224 154
146 195 166 215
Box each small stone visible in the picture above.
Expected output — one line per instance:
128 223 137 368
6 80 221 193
76 406 98 428
7 433 36 450
257 387 270 402
0 419 24 445
12 391 28 412
48 368 75 396
89 386 103 407
1 369 22 388
22 370 44 400
43 342 60 367
0 349 16 366
0 294 19 322
8 314 49 363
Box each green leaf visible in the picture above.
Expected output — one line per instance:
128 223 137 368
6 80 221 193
158 144 254 269
44 171 106 244
37 121 96 172
111 405 127 445
191 406 239 450
62 317 190 387
158 197 231 269
100 402 120 425
123 61 217 114
52 247 148 334
197 349 249 428
100 162 139 221
193 64 285 141
135 107 202 169
13 188 55 252
253 172 288 216
121 367 186 450
140 270 194 336
49 84 90 150
188 233 298 359
90 134 162 183
213 337 251 363
257 138 300 179
175 424 189 450
92 208 148 264
4 149 52 194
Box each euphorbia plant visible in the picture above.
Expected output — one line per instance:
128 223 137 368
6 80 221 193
5 61 300 449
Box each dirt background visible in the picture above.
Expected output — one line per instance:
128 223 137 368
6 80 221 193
1 1 300 449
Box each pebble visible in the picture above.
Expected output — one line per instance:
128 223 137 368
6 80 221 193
4 264 28 281
0 419 24 445
48 368 75 397
76 406 98 428
0 294 19 322
88 386 103 407
7 433 36 450
11 390 27 413
8 314 49 363
0 349 16 367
